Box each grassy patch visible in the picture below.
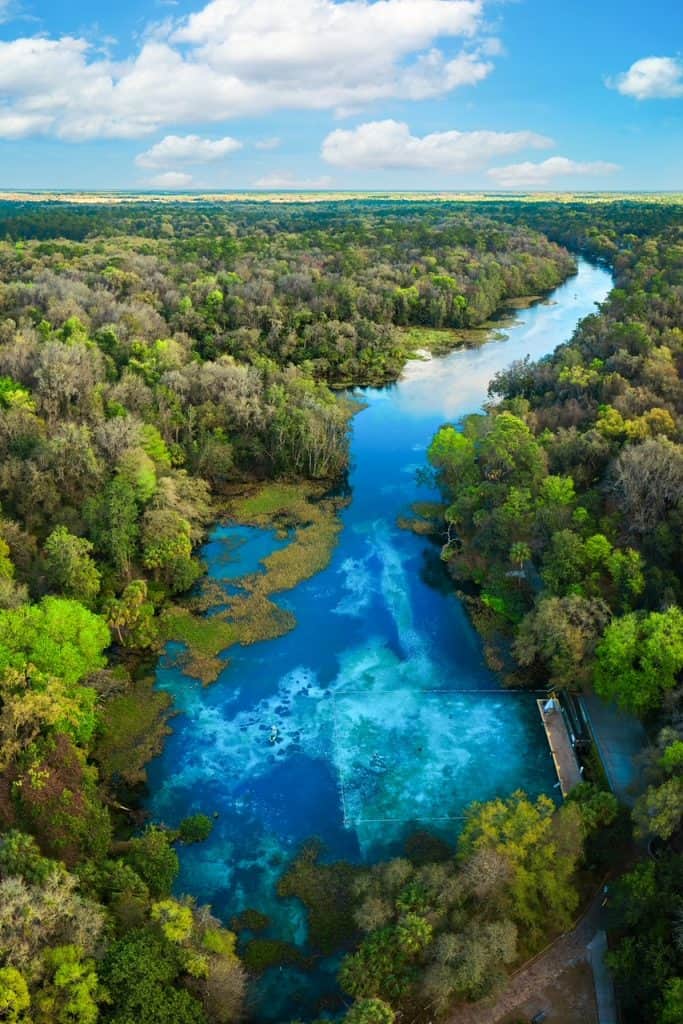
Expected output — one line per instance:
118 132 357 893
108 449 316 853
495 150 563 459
398 323 507 355
162 482 345 684
94 678 172 787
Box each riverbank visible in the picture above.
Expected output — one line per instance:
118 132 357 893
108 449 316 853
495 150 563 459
138 258 613 1022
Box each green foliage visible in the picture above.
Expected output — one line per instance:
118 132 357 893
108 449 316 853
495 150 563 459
0 830 55 884
101 928 207 1024
459 791 581 941
241 939 309 974
606 855 683 1024
44 527 101 607
178 814 213 844
0 597 110 687
104 580 157 650
36 945 102 1024
594 607 683 715
277 841 359 954
344 997 396 1024
151 900 194 943
124 828 179 899
0 966 30 1023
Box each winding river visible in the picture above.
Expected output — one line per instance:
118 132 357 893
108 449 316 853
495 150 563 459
146 258 613 1020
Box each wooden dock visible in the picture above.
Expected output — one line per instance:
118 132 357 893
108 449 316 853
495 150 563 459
537 698 582 797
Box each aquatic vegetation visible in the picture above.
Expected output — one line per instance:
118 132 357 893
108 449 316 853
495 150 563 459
242 938 312 974
277 841 360 954
93 678 173 787
163 483 344 683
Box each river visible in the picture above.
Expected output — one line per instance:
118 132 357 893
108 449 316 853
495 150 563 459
146 257 614 1020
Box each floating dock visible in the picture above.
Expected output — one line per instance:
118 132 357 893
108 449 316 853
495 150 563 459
537 698 582 797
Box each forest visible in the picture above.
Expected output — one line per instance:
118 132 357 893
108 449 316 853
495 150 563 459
0 197 681 1024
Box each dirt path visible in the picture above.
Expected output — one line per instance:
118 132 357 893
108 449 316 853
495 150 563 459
449 892 606 1024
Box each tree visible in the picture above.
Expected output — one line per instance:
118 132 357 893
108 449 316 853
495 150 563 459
594 607 683 715
98 476 140 577
514 595 611 688
0 666 97 769
661 978 683 1024
611 438 683 536
35 945 102 1024
178 815 213 844
345 998 396 1024
151 900 194 944
44 527 101 607
0 597 110 686
101 929 207 1024
104 580 157 650
0 966 30 1023
125 828 179 899
428 427 476 491
0 870 104 969
633 778 683 841
142 509 200 593
459 792 581 940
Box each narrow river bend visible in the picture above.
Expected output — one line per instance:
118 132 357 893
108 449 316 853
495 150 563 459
146 258 613 1020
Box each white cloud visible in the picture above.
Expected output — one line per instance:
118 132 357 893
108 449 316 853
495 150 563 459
0 0 497 140
487 156 620 189
609 56 683 100
136 133 242 168
147 170 194 188
252 172 333 189
321 120 552 171
254 137 281 151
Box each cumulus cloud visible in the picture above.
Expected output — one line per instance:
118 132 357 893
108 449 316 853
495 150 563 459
0 0 497 140
609 56 683 100
252 172 334 189
146 170 194 188
136 133 242 168
321 120 552 171
487 156 620 189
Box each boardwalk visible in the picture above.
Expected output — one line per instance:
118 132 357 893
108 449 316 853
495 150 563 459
537 698 582 797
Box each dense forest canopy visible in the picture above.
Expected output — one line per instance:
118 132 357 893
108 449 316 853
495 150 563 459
0 197 681 1024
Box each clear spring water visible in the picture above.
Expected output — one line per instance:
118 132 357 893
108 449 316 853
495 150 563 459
145 259 613 1021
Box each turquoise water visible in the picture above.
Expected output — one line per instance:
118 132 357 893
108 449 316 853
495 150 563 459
146 259 613 1021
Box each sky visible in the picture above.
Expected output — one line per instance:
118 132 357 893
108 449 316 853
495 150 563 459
0 0 681 191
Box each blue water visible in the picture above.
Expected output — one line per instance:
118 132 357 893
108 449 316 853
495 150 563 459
146 259 613 1021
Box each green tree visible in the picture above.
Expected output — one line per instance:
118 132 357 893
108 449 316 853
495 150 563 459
459 792 581 940
0 597 110 686
0 966 30 1023
632 777 683 841
125 828 179 899
345 998 396 1024
101 929 207 1024
104 580 157 650
661 978 683 1024
594 606 683 715
44 527 101 607
36 945 102 1024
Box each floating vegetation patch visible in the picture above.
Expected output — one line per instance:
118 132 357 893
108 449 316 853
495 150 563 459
94 677 173 787
277 841 360 954
242 938 312 974
162 483 345 684
397 500 446 538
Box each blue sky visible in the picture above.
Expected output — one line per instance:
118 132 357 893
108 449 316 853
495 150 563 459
0 0 681 190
